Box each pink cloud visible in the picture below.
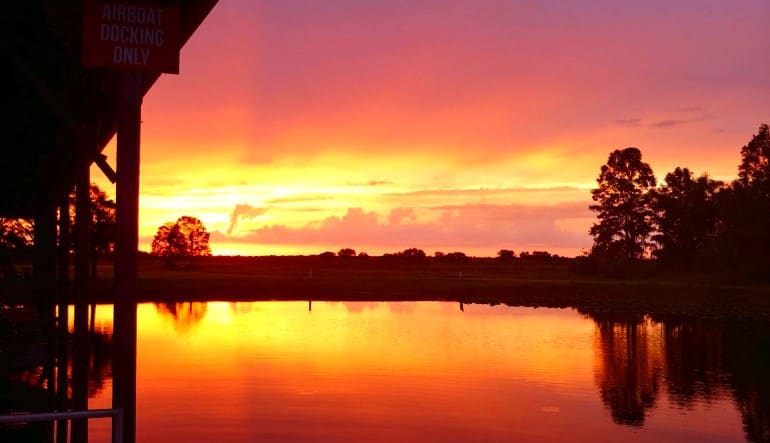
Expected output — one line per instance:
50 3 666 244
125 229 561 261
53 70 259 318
211 203 592 256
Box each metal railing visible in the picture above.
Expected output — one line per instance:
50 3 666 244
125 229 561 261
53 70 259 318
0 408 123 443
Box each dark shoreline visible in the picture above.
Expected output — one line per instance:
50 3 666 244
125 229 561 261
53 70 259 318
2 256 769 321
132 280 770 321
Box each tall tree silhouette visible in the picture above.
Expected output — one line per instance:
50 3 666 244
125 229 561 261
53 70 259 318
151 222 187 263
716 124 770 277
176 216 211 259
589 147 656 259
88 184 116 278
151 216 211 267
67 183 116 278
649 168 722 267
738 124 770 190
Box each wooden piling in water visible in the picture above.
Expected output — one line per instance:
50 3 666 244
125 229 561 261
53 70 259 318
113 70 143 443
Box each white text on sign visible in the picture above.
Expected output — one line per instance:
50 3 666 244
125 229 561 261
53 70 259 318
100 4 165 67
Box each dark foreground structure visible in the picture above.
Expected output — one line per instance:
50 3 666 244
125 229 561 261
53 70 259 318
1 2 218 442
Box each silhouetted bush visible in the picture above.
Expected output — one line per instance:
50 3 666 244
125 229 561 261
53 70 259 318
442 252 469 261
337 248 356 257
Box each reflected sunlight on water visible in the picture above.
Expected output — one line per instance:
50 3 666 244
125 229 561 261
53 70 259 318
80 301 754 443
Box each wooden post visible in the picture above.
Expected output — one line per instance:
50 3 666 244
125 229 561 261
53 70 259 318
72 166 91 443
56 195 70 443
113 70 143 443
33 202 57 441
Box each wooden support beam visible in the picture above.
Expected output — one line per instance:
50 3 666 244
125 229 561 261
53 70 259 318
72 165 91 443
95 153 117 184
113 70 143 443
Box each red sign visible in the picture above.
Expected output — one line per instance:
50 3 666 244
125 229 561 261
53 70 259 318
81 1 181 74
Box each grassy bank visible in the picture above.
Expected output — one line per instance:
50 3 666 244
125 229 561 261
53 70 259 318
2 255 770 320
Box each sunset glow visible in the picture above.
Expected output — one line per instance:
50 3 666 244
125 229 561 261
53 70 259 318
92 0 769 256
136 302 595 378
83 302 747 442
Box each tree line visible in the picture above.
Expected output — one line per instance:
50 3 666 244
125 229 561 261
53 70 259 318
0 185 212 276
589 123 770 279
0 184 116 278
319 247 562 262
1 124 767 280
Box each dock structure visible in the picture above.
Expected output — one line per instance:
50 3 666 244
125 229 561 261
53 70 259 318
0 2 218 442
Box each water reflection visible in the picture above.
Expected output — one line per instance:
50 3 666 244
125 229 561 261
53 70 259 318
154 302 208 333
85 327 112 399
591 314 664 426
585 310 770 442
3 301 769 442
0 304 113 443
722 322 770 443
142 302 770 442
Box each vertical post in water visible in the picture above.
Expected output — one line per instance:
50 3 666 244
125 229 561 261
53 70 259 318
72 165 91 443
33 203 57 441
56 195 70 443
114 71 142 443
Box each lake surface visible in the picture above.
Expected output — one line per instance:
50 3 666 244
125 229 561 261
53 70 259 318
70 301 770 442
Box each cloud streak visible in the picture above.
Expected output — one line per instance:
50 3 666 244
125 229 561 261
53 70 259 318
615 118 642 127
265 195 334 204
227 204 269 235
387 186 587 198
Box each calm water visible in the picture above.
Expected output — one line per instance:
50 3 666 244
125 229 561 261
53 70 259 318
72 302 769 442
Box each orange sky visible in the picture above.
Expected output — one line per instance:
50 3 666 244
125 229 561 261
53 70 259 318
94 0 769 257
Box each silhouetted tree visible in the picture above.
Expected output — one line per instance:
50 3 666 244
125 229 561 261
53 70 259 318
0 218 33 278
715 124 770 278
177 216 211 260
0 218 33 251
649 168 722 267
590 147 657 259
400 248 426 259
151 216 211 267
67 183 116 278
88 185 115 278
497 249 515 260
151 222 186 266
518 250 554 260
89 185 116 251
337 248 356 257
737 124 770 191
